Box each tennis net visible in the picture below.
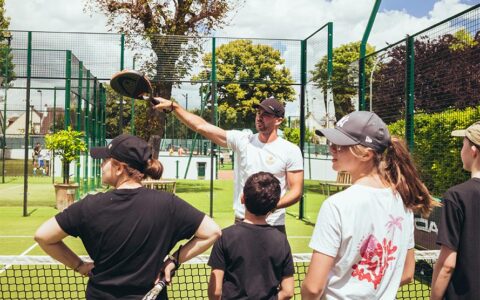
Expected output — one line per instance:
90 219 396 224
0 251 438 299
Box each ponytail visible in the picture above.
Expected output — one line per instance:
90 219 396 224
382 137 439 217
111 158 164 181
144 158 163 180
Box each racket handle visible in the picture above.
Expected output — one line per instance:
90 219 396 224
142 280 167 300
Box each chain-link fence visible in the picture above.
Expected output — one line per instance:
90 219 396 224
355 4 480 250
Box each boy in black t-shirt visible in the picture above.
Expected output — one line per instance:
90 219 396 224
208 171 294 300
431 122 480 300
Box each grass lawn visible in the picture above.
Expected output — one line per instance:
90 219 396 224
0 179 325 255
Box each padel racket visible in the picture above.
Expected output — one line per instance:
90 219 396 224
142 279 167 300
142 268 177 300
110 70 161 105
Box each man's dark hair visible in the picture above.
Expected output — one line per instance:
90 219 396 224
243 172 281 216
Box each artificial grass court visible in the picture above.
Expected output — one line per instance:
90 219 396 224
0 178 325 255
0 178 432 299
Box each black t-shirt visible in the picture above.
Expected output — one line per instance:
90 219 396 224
208 222 294 300
56 187 205 300
437 178 480 299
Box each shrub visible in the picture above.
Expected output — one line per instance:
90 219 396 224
45 127 87 184
388 106 480 196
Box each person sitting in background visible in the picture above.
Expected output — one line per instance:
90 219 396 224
178 146 184 156
35 134 221 300
208 171 294 300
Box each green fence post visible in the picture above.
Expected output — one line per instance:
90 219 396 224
120 34 125 71
1 33 12 184
209 37 217 218
92 78 98 189
131 55 136 135
65 50 72 129
84 70 91 193
52 87 57 184
176 160 179 179
327 22 333 85
76 62 83 199
359 0 382 111
299 38 307 220
405 35 415 151
23 31 33 217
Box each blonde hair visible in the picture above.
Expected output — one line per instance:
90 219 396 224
350 137 439 217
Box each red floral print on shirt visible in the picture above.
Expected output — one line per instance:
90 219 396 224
351 215 403 289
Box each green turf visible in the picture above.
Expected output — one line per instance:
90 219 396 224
0 178 433 299
0 179 323 255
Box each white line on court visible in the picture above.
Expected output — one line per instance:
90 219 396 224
0 184 22 191
0 242 38 274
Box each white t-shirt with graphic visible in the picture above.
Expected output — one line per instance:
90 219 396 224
309 184 414 299
226 130 304 226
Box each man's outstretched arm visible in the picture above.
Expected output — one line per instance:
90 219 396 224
154 98 228 148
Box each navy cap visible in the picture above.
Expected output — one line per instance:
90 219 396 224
315 111 391 153
90 134 152 172
253 98 285 118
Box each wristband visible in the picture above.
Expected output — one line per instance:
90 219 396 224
166 254 179 269
166 245 182 269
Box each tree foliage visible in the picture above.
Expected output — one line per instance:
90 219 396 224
86 0 242 150
0 0 14 88
388 106 479 196
282 127 314 146
194 39 296 130
311 41 376 120
373 30 480 123
45 127 87 184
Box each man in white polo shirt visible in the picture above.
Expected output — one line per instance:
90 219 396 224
154 97 304 233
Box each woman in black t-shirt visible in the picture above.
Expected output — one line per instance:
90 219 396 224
34 134 221 300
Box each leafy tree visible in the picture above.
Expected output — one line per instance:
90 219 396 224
194 39 296 130
311 41 375 120
45 127 87 184
85 0 242 156
373 29 480 123
104 85 134 138
282 127 314 146
0 0 14 88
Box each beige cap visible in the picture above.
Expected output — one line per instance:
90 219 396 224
452 121 480 145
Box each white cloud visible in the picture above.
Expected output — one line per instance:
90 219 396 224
5 0 108 33
3 0 475 113
216 0 472 49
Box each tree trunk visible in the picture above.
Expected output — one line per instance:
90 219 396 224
63 161 69 184
146 36 184 159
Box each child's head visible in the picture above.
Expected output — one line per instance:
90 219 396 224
243 172 281 216
452 121 480 172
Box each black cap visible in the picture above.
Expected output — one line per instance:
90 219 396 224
253 98 285 118
315 111 391 153
90 134 152 172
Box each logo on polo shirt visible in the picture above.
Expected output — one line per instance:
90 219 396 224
266 155 275 165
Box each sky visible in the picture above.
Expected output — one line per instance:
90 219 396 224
3 0 479 114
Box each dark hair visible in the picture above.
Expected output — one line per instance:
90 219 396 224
243 172 281 216
381 137 439 217
111 158 163 181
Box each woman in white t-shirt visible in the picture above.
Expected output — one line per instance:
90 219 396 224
301 111 438 300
